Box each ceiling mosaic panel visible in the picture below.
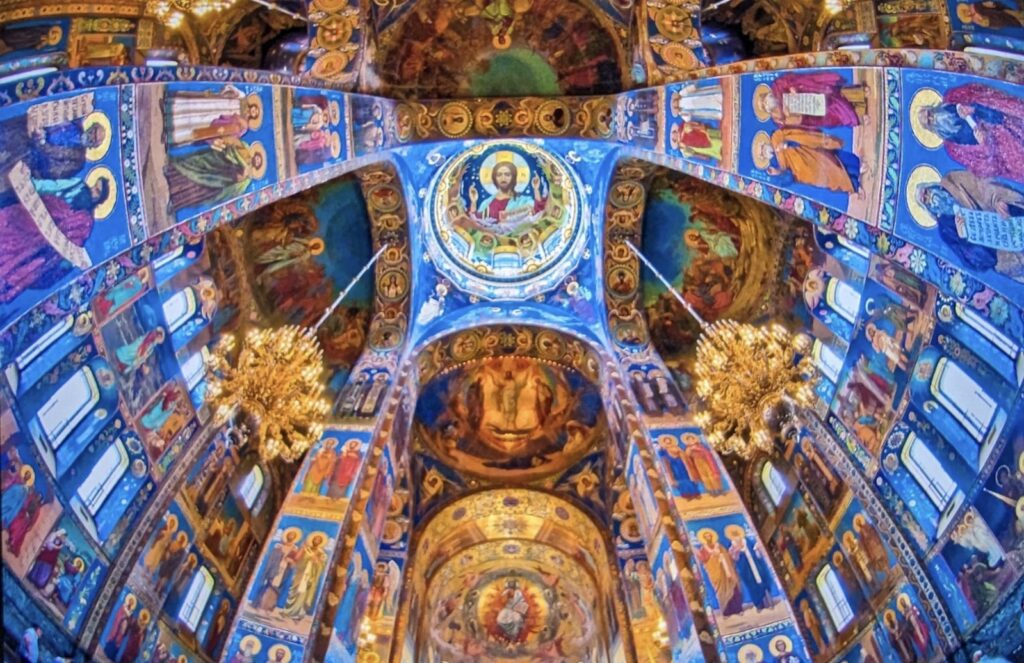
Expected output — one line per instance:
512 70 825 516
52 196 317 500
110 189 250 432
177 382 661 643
375 0 626 98
424 141 589 300
415 355 605 481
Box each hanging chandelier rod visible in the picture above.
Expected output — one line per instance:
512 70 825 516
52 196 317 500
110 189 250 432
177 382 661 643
248 0 310 22
312 244 388 332
625 240 708 330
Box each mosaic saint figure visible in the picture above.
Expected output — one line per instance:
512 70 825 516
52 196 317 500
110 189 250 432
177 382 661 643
754 128 861 193
672 83 724 122
254 528 301 611
755 72 868 127
113 327 166 374
726 525 775 610
916 84 1024 184
0 112 107 182
956 2 1024 29
915 170 1024 283
163 85 261 146
468 161 545 224
695 529 743 615
327 439 363 499
26 528 65 589
163 139 263 213
0 165 112 303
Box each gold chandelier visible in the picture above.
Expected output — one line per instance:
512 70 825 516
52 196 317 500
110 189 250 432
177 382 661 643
204 246 385 463
627 241 816 460
206 326 330 463
692 320 816 459
153 0 238 29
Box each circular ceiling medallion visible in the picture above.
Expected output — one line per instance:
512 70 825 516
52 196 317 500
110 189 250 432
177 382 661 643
425 140 588 299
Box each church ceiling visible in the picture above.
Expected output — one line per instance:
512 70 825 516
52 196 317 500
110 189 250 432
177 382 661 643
414 355 605 482
639 170 819 382
423 140 589 300
374 0 628 98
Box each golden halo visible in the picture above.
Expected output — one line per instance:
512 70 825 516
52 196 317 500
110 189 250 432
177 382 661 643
478 150 532 196
905 165 942 229
166 513 179 530
897 592 911 610
248 141 268 180
753 84 773 123
330 131 342 159
697 527 718 544
908 88 944 149
309 237 326 256
282 527 302 543
329 100 341 125
124 593 137 609
884 608 897 623
267 645 292 663
738 644 764 662
239 635 262 655
724 524 746 541
84 111 113 162
138 609 151 626
383 519 402 543
245 93 264 131
752 130 773 171
769 635 793 654
308 531 328 547
1018 451 1024 474
21 465 35 486
86 166 117 220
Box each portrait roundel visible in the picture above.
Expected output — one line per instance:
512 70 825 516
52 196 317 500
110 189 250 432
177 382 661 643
426 141 586 296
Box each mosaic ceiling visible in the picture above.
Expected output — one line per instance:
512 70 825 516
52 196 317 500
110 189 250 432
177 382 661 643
424 140 589 300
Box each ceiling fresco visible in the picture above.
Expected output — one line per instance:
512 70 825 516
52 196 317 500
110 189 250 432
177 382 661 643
424 540 603 662
424 141 588 300
375 0 627 98
641 171 784 350
415 355 605 481
405 489 621 662
234 176 374 390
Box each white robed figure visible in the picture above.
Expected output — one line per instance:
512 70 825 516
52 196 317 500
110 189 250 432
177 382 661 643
672 83 724 122
163 85 263 146
496 579 529 640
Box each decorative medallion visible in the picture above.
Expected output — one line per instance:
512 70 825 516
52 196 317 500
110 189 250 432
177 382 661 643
425 141 587 299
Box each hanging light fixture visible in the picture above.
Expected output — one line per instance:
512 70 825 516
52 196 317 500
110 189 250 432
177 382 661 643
206 246 386 462
153 0 308 30
626 241 816 459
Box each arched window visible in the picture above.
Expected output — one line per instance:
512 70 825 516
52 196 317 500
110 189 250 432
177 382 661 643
836 234 870 259
816 566 854 630
162 289 197 333
152 245 184 271
181 347 209 391
15 315 73 370
36 367 100 448
826 279 861 324
901 432 957 509
239 465 264 509
760 461 788 506
812 339 844 383
954 303 1019 360
930 357 997 442
76 439 129 515
179 567 214 631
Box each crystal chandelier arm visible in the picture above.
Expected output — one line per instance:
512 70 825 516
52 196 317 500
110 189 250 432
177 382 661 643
312 244 389 332
624 240 708 330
